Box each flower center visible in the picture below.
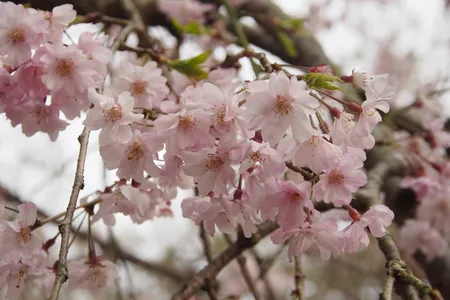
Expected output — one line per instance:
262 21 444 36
56 59 74 76
328 169 345 185
17 227 32 244
178 115 196 132
205 155 224 172
248 151 263 163
341 113 356 133
126 141 144 161
290 191 303 201
87 265 106 288
31 107 44 124
130 80 148 96
44 11 53 24
105 104 122 122
13 265 29 288
7 26 25 44
273 94 293 116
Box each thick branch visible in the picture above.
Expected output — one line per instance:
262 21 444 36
50 127 90 300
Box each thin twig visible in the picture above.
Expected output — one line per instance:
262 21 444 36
171 221 278 300
49 127 91 300
200 223 219 300
120 0 157 48
111 23 136 53
292 255 305 300
224 234 261 300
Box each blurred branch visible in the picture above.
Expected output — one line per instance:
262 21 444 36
171 221 279 300
50 127 91 300
224 233 261 300
200 223 219 300
292 255 305 300
0 183 191 284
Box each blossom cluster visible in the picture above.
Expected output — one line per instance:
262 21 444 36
0 1 403 299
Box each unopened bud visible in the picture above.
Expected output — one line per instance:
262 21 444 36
347 205 361 221
329 107 341 118
347 103 363 114
310 64 333 75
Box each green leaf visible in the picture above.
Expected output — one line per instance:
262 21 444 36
169 51 211 80
171 19 210 35
276 31 297 58
303 73 345 91
277 17 307 35
23 2 32 8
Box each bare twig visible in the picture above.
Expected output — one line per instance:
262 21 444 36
380 270 395 300
111 23 136 53
120 0 157 48
171 221 278 300
292 255 305 300
49 127 91 300
200 223 219 300
224 234 261 300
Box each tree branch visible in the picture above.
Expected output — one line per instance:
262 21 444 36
171 221 279 300
49 127 90 300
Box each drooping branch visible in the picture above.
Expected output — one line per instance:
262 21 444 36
0 183 191 283
49 127 91 300
171 221 279 300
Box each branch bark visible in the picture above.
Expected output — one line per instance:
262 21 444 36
171 221 279 300
49 127 90 300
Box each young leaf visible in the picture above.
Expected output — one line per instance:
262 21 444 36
277 31 298 58
168 51 211 80
303 73 345 91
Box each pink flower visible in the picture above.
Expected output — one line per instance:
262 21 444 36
314 154 367 207
68 256 117 293
4 97 68 141
416 189 450 235
40 44 97 95
30 264 55 298
245 72 319 145
228 192 261 238
157 0 214 25
182 147 236 195
153 108 214 153
182 196 237 236
271 219 344 261
262 179 314 230
399 219 447 261
293 135 343 173
0 2 48 67
114 61 169 109
0 262 33 300
343 205 394 253
100 130 163 182
330 111 376 149
42 4 76 43
352 72 395 101
77 32 113 86
0 203 43 264
355 97 390 137
84 88 143 145
239 141 285 181
93 184 163 226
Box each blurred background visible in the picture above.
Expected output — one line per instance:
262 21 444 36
1 0 450 299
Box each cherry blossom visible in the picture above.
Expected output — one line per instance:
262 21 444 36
68 256 117 293
314 153 367 207
271 219 344 261
41 4 76 43
245 72 319 146
399 219 447 261
84 88 143 145
0 2 48 67
182 147 235 195
114 61 169 109
100 130 163 182
261 179 315 230
157 0 214 25
0 203 43 264
239 141 285 181
0 262 33 300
